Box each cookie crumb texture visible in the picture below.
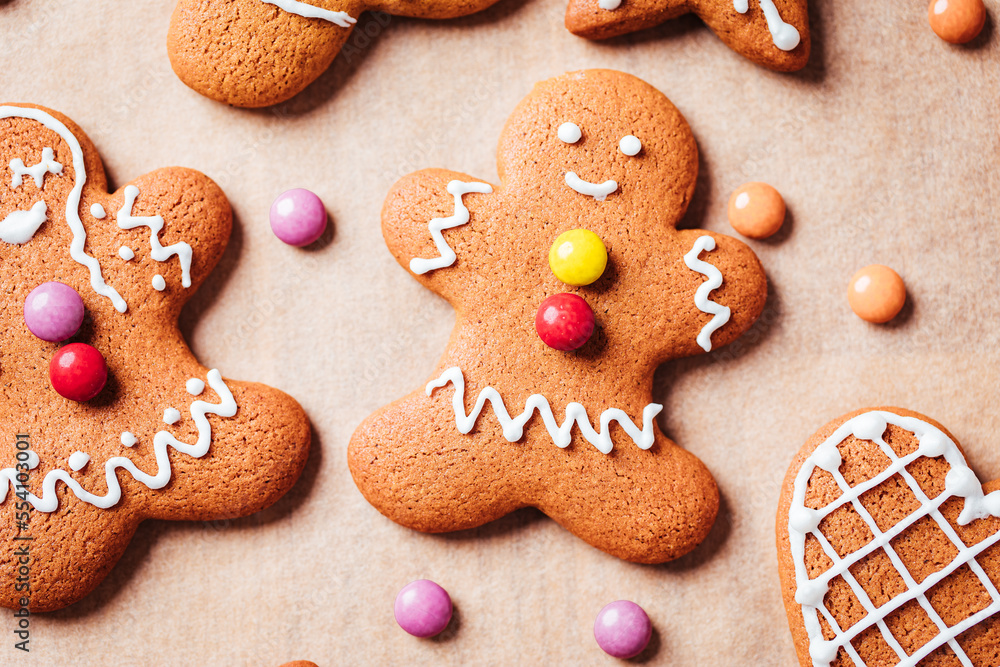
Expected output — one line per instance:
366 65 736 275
778 408 1000 667
0 105 311 611
564 0 811 72
349 70 768 564
167 0 504 108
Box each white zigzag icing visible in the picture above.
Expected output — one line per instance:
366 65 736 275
261 0 356 27
409 180 493 275
426 367 662 455
117 185 193 288
683 235 731 352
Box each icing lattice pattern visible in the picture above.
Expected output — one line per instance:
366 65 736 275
789 411 1000 666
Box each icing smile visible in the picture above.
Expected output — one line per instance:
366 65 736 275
564 171 618 201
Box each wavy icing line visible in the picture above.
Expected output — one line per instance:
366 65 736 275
789 411 1000 667
683 236 731 352
564 171 617 201
733 0 801 51
10 147 62 188
261 0 356 27
0 106 128 312
409 180 493 275
427 367 662 454
0 370 237 512
117 185 193 288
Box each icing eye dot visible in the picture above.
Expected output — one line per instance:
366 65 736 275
558 122 582 144
619 135 642 156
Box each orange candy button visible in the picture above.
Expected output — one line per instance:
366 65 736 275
928 0 986 44
848 265 906 323
728 182 785 239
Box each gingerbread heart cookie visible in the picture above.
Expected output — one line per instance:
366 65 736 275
167 0 504 108
1 104 310 611
778 408 1000 666
349 70 768 564
565 0 810 72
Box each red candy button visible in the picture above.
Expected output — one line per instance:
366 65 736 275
535 293 596 351
49 343 108 402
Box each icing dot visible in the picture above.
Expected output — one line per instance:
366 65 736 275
811 442 842 473
983 491 1000 517
598 0 621 8
90 203 106 219
163 408 181 425
928 0 985 44
789 506 821 534
809 639 839 664
119 246 135 261
152 274 166 291
557 122 582 144
795 578 828 608
394 580 452 638
945 465 979 498
49 343 108 402
548 229 608 287
68 451 90 471
186 378 206 396
24 281 85 342
594 601 652 659
918 431 949 457
848 265 906 323
851 412 888 442
727 182 785 239
270 189 327 247
121 432 137 447
618 135 642 156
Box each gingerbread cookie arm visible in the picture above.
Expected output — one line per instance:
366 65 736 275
382 168 496 308
690 0 810 71
565 0 688 40
366 0 501 19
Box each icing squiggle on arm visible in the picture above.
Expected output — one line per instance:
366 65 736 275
117 185 193 288
0 106 128 312
261 0 357 28
409 180 493 275
683 236 731 352
427 367 662 455
10 147 62 187
734 0 801 51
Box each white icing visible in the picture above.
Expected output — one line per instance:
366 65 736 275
734 0 801 51
564 172 618 201
0 370 237 511
152 274 166 291
0 106 128 312
788 411 1000 667
68 451 89 471
558 122 582 144
619 135 641 156
598 0 622 9
91 203 106 219
409 181 493 275
121 432 137 447
10 147 62 188
163 407 181 425
119 246 135 261
0 200 48 244
683 236 731 352
261 0 356 27
186 378 205 396
117 185 192 288
427 367 662 455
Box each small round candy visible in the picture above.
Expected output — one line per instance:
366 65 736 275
49 343 108 402
594 600 652 659
929 0 986 44
728 182 785 239
24 281 85 342
270 189 327 247
848 265 906 323
394 580 452 638
535 293 596 351
548 229 608 286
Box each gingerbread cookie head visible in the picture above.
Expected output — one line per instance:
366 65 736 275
778 408 1000 666
167 0 503 108
1 104 311 611
350 70 768 564
565 0 810 72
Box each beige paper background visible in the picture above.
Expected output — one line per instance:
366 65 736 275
3 0 999 664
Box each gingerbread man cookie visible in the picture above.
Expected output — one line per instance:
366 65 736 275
778 408 1000 666
167 0 504 108
0 104 310 611
565 0 810 72
349 70 768 564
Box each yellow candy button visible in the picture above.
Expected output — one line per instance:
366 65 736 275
548 229 608 286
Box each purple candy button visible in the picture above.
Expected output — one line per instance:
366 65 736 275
594 600 652 659
269 188 327 247
24 281 85 342
394 580 452 638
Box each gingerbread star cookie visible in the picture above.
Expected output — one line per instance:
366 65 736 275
0 104 310 611
565 0 810 72
167 0 504 108
778 408 1000 666
349 70 768 564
